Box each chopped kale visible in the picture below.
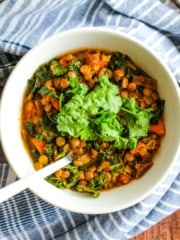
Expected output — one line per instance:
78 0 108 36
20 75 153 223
68 59 82 76
109 153 123 165
46 177 67 189
31 149 39 160
28 64 52 96
44 143 57 159
88 171 109 190
108 51 149 79
110 162 125 173
23 49 165 198
50 59 67 76
38 86 58 99
25 122 36 136
109 52 131 71
151 99 165 124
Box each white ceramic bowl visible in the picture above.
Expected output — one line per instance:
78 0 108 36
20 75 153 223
1 27 180 214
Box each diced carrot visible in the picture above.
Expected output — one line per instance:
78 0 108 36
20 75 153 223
98 60 107 68
31 138 46 153
51 98 60 110
150 119 165 136
59 57 68 67
86 53 99 65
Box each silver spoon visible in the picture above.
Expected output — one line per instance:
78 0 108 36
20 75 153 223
0 156 72 204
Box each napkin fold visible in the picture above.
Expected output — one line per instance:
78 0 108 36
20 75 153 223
0 0 180 239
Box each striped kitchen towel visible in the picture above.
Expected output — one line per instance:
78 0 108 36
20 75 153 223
0 0 180 239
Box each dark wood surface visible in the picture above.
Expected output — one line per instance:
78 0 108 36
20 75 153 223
130 209 180 240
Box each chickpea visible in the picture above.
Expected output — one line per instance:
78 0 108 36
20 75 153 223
98 68 112 79
124 152 134 162
87 165 96 172
127 82 136 91
56 137 66 147
79 153 91 164
38 155 49 165
44 80 53 88
118 174 131 184
55 169 63 178
79 180 88 186
67 71 76 78
73 153 91 166
85 171 94 181
73 159 82 167
114 69 125 81
60 78 69 89
121 77 129 89
34 162 43 170
69 138 81 148
66 54 74 61
101 142 109 149
80 65 91 75
101 161 110 169
78 171 85 180
120 90 129 98
61 170 71 179
97 161 110 172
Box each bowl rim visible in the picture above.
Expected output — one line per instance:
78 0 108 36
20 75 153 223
1 27 180 214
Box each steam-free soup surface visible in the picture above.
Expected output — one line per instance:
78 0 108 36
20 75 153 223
21 49 165 197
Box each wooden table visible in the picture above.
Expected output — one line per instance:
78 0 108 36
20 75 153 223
130 209 180 240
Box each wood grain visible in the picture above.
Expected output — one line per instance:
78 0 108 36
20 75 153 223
130 210 180 240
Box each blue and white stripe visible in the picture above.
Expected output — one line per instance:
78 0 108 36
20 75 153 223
0 0 179 239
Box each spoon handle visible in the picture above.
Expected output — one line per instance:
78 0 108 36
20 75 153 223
0 156 71 204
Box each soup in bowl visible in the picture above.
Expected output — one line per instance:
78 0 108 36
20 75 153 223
0 27 180 214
